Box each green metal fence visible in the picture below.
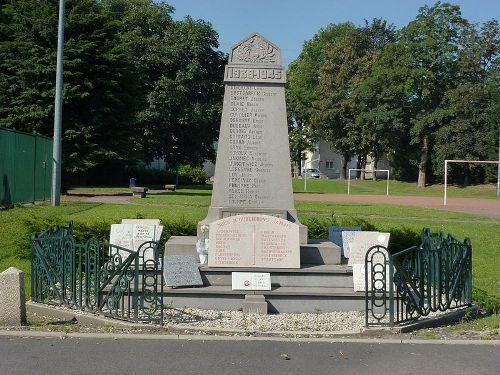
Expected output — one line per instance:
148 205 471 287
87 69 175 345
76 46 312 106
31 222 165 324
0 128 52 206
365 228 472 327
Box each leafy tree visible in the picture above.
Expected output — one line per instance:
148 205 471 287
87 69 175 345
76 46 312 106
310 19 395 179
432 20 499 184
104 1 226 172
138 16 225 169
0 0 139 177
286 23 355 175
377 2 469 187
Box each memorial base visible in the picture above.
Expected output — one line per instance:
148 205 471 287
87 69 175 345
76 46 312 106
166 236 341 266
163 236 361 313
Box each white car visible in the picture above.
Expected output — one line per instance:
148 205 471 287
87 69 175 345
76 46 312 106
302 168 325 179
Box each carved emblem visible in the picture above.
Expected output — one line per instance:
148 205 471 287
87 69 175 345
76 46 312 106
232 35 277 64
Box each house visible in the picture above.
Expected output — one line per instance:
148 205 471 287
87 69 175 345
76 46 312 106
302 139 391 179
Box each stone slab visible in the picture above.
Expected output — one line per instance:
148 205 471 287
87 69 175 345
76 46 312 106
0 267 26 326
110 223 163 263
232 272 271 291
163 256 203 288
300 239 341 265
328 226 361 258
341 231 362 258
209 214 300 268
242 294 268 314
348 232 390 266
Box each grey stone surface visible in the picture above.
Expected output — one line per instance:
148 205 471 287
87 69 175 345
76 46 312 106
242 294 268 314
300 239 341 265
163 256 204 288
328 226 361 258
198 33 307 243
0 267 26 326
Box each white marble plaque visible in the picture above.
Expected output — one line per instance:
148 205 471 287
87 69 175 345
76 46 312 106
209 214 300 268
232 272 271 291
348 232 390 265
341 231 361 258
352 263 394 292
110 223 163 263
328 226 361 257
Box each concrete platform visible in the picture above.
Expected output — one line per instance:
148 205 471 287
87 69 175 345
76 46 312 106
163 285 364 313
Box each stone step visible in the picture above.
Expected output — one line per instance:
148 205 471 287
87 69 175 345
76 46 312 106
198 264 354 288
162 285 365 313
165 236 341 265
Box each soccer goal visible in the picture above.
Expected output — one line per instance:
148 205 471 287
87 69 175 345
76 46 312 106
443 159 500 205
347 169 390 196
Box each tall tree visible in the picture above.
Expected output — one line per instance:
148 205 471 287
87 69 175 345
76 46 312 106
286 23 355 175
138 16 226 168
0 0 139 176
432 19 500 184
310 19 396 179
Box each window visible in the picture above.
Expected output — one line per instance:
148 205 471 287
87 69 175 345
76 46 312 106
325 160 335 169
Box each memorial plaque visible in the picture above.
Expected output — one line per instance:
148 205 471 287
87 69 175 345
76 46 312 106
341 231 362 258
208 214 300 268
352 263 393 292
232 272 271 291
348 232 390 265
328 226 361 258
163 256 203 287
110 224 134 250
198 33 307 244
110 223 163 263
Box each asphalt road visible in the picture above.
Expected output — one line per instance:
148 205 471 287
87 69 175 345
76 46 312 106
0 335 499 375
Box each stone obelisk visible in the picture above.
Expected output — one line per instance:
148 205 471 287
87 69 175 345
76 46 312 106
199 33 307 243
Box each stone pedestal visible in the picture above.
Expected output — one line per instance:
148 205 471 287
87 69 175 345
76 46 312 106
0 267 26 326
242 294 267 314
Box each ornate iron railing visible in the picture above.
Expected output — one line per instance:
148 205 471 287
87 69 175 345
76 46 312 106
365 228 472 327
31 222 164 324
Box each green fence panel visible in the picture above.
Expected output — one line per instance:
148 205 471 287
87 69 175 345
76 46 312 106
34 135 52 201
0 128 52 205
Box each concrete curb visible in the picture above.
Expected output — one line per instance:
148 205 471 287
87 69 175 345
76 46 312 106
362 305 480 334
20 301 497 344
0 329 498 345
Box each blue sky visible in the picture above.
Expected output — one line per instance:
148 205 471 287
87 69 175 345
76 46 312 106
163 0 499 66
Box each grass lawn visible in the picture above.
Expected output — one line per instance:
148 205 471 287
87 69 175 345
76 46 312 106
293 178 500 199
1 185 498 329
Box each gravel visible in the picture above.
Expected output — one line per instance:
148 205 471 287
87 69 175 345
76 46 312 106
164 308 364 332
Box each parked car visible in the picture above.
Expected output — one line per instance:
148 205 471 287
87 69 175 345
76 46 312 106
302 168 325 179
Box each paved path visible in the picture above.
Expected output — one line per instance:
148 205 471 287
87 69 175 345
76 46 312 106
0 334 498 375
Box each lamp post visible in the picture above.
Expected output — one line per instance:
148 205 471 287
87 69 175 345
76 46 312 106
497 125 500 197
51 0 64 206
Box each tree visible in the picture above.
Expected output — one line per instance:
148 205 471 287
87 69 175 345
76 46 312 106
310 19 396 179
286 23 355 175
138 16 226 168
0 0 139 178
432 20 499 184
388 2 469 187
